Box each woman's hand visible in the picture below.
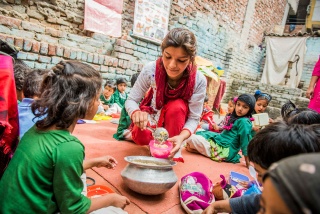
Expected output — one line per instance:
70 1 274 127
103 104 109 110
168 135 185 158
306 87 314 99
132 110 149 130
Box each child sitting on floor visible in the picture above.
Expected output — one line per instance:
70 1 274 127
0 61 130 213
186 93 256 168
203 122 320 214
18 68 48 138
252 90 273 132
100 80 116 111
200 96 236 132
113 72 140 141
113 77 128 110
200 95 215 131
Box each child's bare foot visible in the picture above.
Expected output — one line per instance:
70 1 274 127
185 143 199 154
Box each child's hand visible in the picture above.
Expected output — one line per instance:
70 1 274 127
94 155 118 169
252 125 260 132
103 105 109 110
109 193 130 209
212 124 220 131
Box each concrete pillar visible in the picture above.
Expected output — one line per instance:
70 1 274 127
240 0 257 50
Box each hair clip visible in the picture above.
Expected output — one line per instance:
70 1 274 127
233 97 238 103
255 90 261 95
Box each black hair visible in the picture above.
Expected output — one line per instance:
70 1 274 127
204 94 209 103
32 61 102 129
14 59 31 91
103 80 116 92
254 90 272 103
116 77 127 86
248 121 320 169
130 72 140 87
23 69 49 98
281 100 310 122
288 109 320 125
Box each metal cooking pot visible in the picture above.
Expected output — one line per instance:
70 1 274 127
121 156 177 195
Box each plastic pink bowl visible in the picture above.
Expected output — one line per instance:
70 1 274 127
149 140 173 159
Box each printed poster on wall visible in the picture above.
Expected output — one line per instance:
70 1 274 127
133 0 171 44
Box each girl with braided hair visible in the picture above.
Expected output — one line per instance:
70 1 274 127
0 61 130 213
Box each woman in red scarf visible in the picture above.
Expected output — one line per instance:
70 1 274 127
125 28 207 161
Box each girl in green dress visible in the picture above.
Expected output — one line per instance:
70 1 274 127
186 93 256 168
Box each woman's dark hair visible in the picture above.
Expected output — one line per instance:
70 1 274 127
103 80 116 92
248 121 320 169
32 61 102 129
161 28 197 61
23 69 49 98
116 77 127 86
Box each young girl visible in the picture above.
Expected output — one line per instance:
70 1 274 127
125 28 207 160
100 80 116 111
0 61 130 213
253 90 272 114
200 96 236 132
185 93 256 168
252 90 273 132
113 77 128 109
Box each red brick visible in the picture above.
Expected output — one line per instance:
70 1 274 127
0 15 21 28
48 44 56 56
14 38 24 50
31 41 40 53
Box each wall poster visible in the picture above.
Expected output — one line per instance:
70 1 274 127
132 0 171 44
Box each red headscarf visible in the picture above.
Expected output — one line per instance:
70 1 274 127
154 58 197 110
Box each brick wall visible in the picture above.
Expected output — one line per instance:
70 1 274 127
300 37 320 91
1 0 308 97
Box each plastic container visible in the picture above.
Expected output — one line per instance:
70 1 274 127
149 140 173 159
229 171 250 189
87 185 114 198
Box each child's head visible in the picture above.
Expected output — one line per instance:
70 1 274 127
227 97 237 114
281 100 309 122
204 94 209 106
288 109 320 125
248 122 320 184
14 59 31 101
253 90 272 114
116 77 127 93
261 153 320 214
103 80 116 98
234 94 255 117
32 61 102 129
23 69 49 99
130 72 140 87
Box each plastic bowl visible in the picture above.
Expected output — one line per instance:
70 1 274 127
149 140 173 159
87 185 114 198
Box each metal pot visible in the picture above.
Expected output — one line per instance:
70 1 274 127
121 156 178 195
